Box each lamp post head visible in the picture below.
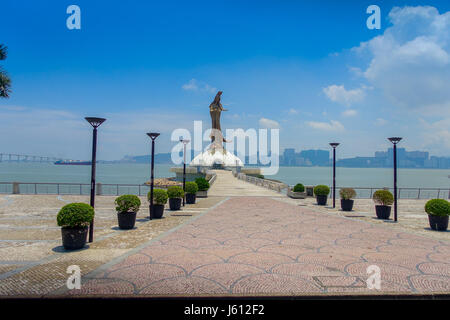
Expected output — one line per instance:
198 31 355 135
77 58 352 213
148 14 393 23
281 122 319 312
147 132 160 141
85 117 106 128
180 139 191 145
388 137 402 145
329 143 340 149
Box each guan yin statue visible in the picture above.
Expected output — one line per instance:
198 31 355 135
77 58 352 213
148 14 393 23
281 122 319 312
190 91 244 168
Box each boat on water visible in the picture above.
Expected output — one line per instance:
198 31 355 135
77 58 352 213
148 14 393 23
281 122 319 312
54 160 92 165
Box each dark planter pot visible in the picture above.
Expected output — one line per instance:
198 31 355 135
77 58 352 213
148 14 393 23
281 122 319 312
151 204 165 219
117 212 137 230
61 226 88 250
316 195 328 206
341 199 354 211
169 198 182 211
428 215 449 231
375 205 391 220
186 193 196 204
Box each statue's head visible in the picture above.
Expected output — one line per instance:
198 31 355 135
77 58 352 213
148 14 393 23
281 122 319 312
217 91 223 96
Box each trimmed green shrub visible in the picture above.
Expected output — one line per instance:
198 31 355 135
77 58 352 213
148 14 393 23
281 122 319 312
314 185 330 196
372 190 394 206
195 177 210 191
167 186 184 199
148 189 168 205
425 199 450 217
293 183 305 193
57 203 94 228
115 195 141 213
340 188 356 200
185 181 199 195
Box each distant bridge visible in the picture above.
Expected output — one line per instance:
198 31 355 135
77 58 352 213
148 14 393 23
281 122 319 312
0 153 73 163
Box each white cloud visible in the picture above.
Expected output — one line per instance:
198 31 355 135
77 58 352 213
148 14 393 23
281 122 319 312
374 118 388 126
323 84 365 106
259 117 280 129
420 117 450 153
0 105 27 111
287 108 298 115
355 6 450 114
225 113 241 120
348 66 364 77
341 109 357 117
306 120 344 132
0 106 201 160
181 79 198 91
182 78 217 94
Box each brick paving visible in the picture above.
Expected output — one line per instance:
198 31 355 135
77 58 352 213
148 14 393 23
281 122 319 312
0 194 225 296
63 197 450 297
1 170 449 297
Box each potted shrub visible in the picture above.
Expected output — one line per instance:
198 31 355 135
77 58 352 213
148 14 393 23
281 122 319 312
288 183 306 199
340 188 356 211
372 189 394 219
167 186 184 211
57 203 94 250
185 181 199 204
115 194 141 230
425 199 450 231
195 177 210 198
314 185 330 206
148 189 168 219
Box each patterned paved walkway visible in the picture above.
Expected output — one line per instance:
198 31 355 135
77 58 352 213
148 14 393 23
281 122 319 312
64 197 450 296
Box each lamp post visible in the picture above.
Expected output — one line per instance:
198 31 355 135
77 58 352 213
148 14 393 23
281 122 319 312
180 139 190 206
388 137 402 222
147 133 160 219
329 143 340 208
85 117 106 243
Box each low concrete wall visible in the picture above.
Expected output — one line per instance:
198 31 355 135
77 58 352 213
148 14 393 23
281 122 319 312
170 167 217 188
206 171 217 186
236 173 288 194
240 168 262 175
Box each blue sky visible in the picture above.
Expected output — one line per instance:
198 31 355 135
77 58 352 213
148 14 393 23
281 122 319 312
1 0 450 160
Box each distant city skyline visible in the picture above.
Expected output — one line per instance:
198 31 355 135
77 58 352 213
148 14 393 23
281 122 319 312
280 147 450 169
1 1 450 160
105 145 450 169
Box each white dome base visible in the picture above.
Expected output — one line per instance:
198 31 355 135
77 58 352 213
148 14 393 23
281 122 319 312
190 148 244 167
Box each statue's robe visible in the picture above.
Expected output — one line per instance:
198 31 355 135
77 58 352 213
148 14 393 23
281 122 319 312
209 91 227 144
210 106 222 132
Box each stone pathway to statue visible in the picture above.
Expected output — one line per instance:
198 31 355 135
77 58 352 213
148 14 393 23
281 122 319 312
1 170 448 297
207 170 284 197
59 194 450 297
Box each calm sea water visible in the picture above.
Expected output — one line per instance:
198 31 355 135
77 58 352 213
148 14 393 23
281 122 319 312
272 167 450 189
0 163 174 185
0 163 449 189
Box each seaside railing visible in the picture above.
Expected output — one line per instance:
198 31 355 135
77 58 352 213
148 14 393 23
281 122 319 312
0 179 449 199
235 173 450 200
0 182 174 197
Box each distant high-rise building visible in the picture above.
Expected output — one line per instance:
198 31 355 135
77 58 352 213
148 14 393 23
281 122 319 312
407 151 429 159
279 147 447 168
299 150 330 166
283 148 296 166
375 151 387 158
406 151 429 167
430 156 450 169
